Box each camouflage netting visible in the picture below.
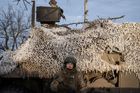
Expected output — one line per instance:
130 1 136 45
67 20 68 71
0 51 17 75
1 19 140 78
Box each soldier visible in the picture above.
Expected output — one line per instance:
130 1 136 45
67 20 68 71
49 0 57 7
49 0 66 20
50 56 85 93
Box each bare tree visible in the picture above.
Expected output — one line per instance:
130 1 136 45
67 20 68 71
0 5 30 51
14 0 31 9
14 0 35 27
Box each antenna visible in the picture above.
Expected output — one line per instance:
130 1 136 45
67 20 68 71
84 0 88 22
31 0 35 28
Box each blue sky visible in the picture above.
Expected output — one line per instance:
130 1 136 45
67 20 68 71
0 0 140 24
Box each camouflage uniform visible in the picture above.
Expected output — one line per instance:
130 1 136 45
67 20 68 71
50 56 85 93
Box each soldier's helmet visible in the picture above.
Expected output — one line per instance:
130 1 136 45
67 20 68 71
49 0 57 5
64 56 77 68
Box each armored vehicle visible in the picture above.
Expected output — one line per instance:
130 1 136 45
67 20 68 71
0 6 140 93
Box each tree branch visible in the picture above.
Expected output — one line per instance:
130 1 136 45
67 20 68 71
59 21 91 27
59 15 125 27
14 0 31 10
97 15 125 20
108 15 125 20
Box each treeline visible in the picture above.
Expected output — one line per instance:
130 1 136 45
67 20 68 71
0 5 31 51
